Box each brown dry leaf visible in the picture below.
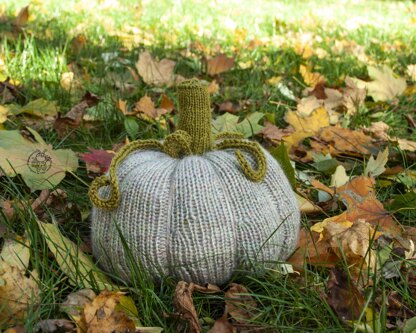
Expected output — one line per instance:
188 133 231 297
296 193 321 214
208 315 235 333
0 105 8 124
283 107 330 149
407 64 416 81
313 126 374 157
343 77 366 116
396 138 416 152
60 288 96 332
326 267 365 321
365 121 390 140
329 176 401 235
296 95 322 117
299 65 325 88
82 291 136 333
0 263 40 327
288 228 339 269
173 281 201 333
225 283 256 323
54 92 99 137
14 6 29 27
159 94 174 113
134 95 156 118
136 51 177 87
350 65 407 102
261 121 294 144
323 220 380 270
116 99 134 116
207 54 235 76
218 101 240 114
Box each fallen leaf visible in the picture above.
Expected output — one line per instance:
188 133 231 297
0 128 78 190
313 126 374 157
208 315 235 333
260 121 293 144
218 101 239 114
80 148 115 174
235 112 264 138
14 6 29 27
328 176 401 235
54 92 99 137
207 54 235 76
326 267 365 321
288 228 338 269
37 220 114 290
323 220 380 270
173 281 201 333
136 51 176 87
8 99 59 118
284 107 330 149
299 65 325 87
343 77 366 115
133 95 156 117
330 165 349 187
159 93 174 113
60 288 96 332
0 263 40 327
3 326 25 333
270 142 296 188
295 193 321 214
83 291 137 333
0 237 30 271
364 121 390 140
225 283 256 323
364 147 389 177
397 138 416 152
350 65 407 102
212 113 239 133
34 319 76 333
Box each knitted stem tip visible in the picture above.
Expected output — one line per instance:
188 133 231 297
177 79 213 155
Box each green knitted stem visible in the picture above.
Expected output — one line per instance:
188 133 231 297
177 79 213 154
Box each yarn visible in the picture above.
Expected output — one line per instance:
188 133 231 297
89 79 300 284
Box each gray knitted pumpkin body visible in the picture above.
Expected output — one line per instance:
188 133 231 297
91 146 300 285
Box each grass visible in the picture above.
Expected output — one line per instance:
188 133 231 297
0 0 416 332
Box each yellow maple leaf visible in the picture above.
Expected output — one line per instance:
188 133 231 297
283 107 330 148
299 65 326 87
350 65 407 102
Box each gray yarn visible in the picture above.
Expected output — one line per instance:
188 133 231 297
91 145 300 285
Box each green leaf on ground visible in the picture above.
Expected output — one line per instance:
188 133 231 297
270 142 296 188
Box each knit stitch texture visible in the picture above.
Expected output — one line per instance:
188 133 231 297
90 79 300 285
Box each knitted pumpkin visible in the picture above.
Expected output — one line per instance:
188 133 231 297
89 79 300 285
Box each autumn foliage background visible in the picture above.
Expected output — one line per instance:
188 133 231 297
0 0 416 332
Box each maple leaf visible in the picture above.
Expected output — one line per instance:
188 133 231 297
261 121 293 144
0 128 78 190
343 77 366 115
311 126 374 157
299 64 326 87
283 107 330 148
322 219 381 270
206 54 235 76
327 176 401 235
364 147 389 178
136 51 178 87
350 65 407 102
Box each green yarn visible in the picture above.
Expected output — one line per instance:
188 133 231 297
177 79 213 154
89 79 268 210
